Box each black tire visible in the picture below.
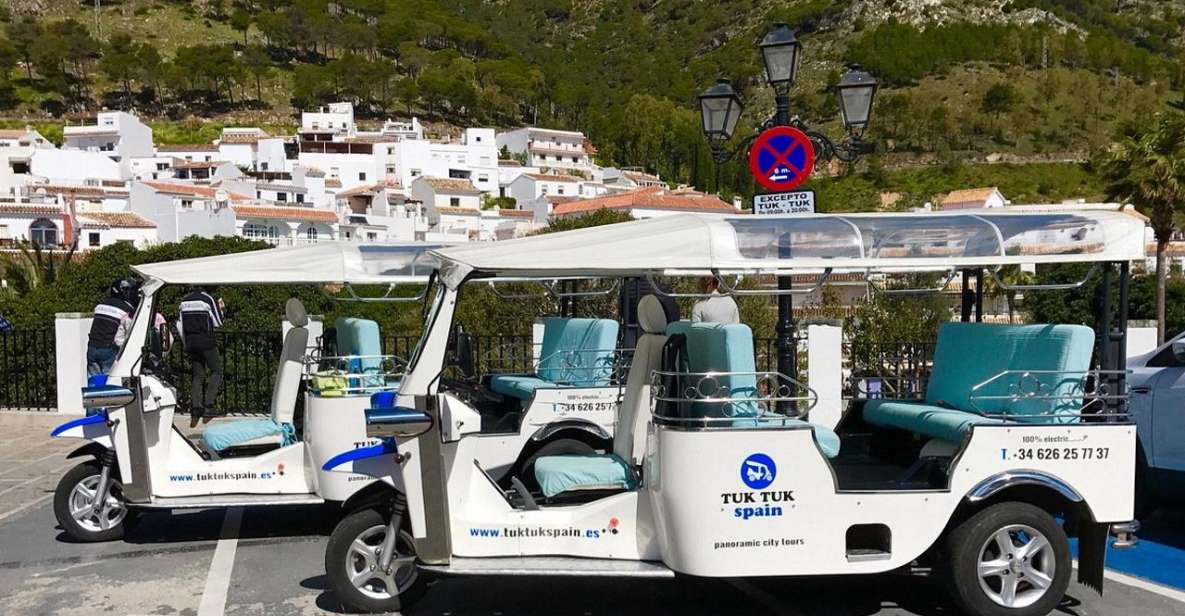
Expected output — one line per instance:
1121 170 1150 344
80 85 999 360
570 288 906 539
519 437 599 489
943 502 1071 616
325 507 428 613
53 461 129 542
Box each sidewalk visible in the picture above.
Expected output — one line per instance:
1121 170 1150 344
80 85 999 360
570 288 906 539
0 412 81 525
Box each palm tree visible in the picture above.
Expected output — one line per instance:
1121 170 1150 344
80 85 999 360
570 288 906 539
0 242 74 297
984 266 1035 324
1100 112 1185 344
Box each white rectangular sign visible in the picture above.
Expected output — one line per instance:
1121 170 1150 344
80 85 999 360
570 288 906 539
754 190 815 215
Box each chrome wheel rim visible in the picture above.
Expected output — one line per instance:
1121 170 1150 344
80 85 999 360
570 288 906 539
977 524 1056 609
68 475 126 533
345 525 418 600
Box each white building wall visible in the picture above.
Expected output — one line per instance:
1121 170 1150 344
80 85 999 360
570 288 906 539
297 152 383 191
30 150 124 184
218 143 254 168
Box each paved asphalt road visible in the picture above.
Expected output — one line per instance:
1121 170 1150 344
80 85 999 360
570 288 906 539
1 411 1183 616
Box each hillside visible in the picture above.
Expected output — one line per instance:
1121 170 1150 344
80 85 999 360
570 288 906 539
1 0 1183 204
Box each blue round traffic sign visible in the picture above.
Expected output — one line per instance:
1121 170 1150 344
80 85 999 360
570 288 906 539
748 126 815 191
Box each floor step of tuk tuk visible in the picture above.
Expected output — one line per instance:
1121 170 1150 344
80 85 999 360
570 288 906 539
420 557 675 578
135 494 325 509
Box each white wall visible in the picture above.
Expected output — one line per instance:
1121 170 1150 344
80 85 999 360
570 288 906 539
30 149 124 183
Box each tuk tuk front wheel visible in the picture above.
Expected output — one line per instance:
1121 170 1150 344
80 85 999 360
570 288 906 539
326 507 427 613
53 461 130 542
943 502 1070 616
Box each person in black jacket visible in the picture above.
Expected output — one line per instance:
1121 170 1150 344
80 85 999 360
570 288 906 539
86 279 140 376
179 288 225 421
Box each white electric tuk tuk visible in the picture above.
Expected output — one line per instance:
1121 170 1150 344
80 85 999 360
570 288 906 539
320 209 1144 616
49 242 627 542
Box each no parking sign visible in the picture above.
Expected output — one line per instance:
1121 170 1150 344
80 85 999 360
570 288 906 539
748 126 815 192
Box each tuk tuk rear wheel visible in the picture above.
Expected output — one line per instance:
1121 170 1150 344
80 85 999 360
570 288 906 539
326 507 427 613
942 502 1070 616
53 461 129 542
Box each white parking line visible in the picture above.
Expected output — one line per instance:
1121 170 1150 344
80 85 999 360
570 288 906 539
1104 568 1185 603
198 507 243 616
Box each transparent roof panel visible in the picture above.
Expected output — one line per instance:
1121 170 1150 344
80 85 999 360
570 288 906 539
358 244 444 277
728 217 864 260
726 213 1114 262
976 214 1105 257
850 215 1002 259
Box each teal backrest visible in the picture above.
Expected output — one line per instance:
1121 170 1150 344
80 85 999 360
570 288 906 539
925 322 1094 422
536 317 620 386
682 323 760 420
335 317 383 375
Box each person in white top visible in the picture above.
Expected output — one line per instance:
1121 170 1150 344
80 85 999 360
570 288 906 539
691 277 740 324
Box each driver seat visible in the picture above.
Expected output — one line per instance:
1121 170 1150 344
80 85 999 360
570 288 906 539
532 295 668 498
200 298 308 452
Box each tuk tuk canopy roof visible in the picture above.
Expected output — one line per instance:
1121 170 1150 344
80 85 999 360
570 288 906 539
434 208 1147 287
133 242 445 285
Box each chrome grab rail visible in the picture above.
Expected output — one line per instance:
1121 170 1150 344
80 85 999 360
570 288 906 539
865 268 958 295
714 268 833 297
967 369 1130 419
985 263 1099 292
650 370 818 424
486 278 620 300
330 282 430 303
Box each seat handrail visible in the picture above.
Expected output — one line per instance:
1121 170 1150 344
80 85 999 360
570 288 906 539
541 278 621 298
305 354 406 396
649 369 819 423
484 346 635 382
966 368 1130 419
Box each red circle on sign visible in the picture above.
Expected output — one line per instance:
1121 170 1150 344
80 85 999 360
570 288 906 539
748 126 815 192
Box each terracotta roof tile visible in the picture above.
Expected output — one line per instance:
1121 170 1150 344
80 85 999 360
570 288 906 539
523 173 582 183
231 205 338 223
141 181 250 201
0 204 61 215
219 129 272 144
420 177 481 195
77 212 156 228
496 209 535 218
551 186 736 217
325 178 343 188
435 206 481 217
156 144 219 153
940 187 1001 205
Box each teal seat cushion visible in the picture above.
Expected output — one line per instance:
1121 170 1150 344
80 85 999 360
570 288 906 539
537 317 620 386
683 323 760 420
201 418 294 452
534 453 637 498
741 417 841 458
924 322 1094 422
489 375 551 400
336 317 385 389
864 399 1005 443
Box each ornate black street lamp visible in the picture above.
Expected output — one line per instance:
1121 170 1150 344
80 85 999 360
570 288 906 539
697 23 879 410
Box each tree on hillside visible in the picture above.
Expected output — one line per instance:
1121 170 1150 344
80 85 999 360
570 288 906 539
981 82 1016 127
241 44 271 102
229 8 252 45
6 16 41 80
1100 112 1185 343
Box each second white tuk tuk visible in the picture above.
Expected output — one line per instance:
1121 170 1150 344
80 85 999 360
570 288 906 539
320 209 1145 616
49 242 627 542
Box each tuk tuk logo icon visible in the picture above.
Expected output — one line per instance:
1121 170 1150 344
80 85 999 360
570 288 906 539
741 453 776 490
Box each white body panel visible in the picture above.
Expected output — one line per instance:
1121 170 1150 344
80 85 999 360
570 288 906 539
646 423 1134 577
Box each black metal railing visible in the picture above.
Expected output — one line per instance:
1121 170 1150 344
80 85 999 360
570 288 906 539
0 329 57 410
0 325 936 414
844 340 937 399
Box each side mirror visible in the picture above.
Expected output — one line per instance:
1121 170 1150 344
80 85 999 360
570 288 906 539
1172 340 1185 363
364 406 433 440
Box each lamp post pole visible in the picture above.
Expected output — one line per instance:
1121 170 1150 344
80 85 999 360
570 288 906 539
697 24 877 415
772 88 796 407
